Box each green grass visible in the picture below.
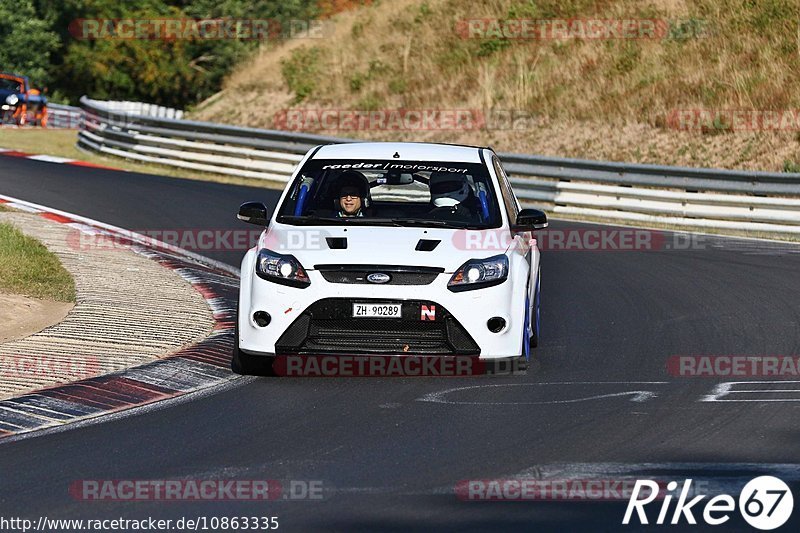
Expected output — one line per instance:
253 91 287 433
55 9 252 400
783 160 800 173
0 222 76 302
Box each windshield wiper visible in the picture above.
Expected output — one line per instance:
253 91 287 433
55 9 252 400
277 215 347 225
278 215 402 226
279 215 478 229
390 219 472 229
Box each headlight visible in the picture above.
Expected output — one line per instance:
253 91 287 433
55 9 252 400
5 94 19 106
448 254 509 292
255 249 310 288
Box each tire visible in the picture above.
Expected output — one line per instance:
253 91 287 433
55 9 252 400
231 302 275 376
231 343 263 375
232 340 275 376
530 267 541 349
520 291 531 361
512 355 529 372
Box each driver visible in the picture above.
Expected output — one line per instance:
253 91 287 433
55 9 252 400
333 170 371 217
426 172 474 222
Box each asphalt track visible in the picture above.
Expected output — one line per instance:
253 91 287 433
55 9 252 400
2 154 800 531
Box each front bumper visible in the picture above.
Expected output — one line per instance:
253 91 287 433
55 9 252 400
274 298 479 355
238 250 530 360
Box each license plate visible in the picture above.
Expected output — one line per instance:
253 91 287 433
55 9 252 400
353 303 402 318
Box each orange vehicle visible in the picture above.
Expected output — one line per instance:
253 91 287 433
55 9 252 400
0 72 48 126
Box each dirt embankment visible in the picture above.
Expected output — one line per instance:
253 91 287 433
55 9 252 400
191 0 800 172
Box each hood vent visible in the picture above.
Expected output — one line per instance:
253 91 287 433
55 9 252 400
326 237 347 249
415 239 440 252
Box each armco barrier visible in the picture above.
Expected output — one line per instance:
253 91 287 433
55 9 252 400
77 97 800 234
46 103 83 129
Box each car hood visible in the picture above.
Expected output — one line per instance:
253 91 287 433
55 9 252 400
260 224 511 273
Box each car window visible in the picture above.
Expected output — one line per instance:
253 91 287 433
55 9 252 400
0 78 22 92
276 159 503 229
492 155 519 225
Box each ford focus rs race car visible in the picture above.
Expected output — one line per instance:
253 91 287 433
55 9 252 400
233 142 547 374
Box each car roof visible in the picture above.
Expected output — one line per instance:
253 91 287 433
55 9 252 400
312 142 486 163
0 73 27 82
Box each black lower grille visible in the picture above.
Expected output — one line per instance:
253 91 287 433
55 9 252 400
275 299 479 355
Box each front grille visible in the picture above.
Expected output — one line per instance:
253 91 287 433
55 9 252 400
315 265 443 285
275 298 479 355
318 271 440 285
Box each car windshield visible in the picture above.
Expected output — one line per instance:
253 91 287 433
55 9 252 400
277 158 502 229
0 78 22 92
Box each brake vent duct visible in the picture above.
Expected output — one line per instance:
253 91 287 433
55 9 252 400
415 239 440 251
326 237 347 249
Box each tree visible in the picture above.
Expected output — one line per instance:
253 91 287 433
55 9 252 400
1 0 322 106
0 0 59 87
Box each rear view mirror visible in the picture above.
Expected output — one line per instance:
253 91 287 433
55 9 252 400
237 202 269 226
382 172 414 185
514 209 548 231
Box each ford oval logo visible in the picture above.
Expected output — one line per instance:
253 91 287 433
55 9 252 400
367 272 391 284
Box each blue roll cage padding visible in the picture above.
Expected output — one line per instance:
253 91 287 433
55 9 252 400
294 185 309 216
478 189 491 222
293 176 316 216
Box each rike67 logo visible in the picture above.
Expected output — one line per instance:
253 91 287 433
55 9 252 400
623 476 793 530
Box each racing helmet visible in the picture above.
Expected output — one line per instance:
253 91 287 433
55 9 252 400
333 170 371 207
429 172 471 207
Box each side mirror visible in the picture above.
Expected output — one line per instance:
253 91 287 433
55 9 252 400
514 208 548 231
237 202 269 226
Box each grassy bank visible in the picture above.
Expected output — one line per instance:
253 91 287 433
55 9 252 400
192 0 800 172
0 222 75 302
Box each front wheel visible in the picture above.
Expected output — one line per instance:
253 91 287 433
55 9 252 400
231 302 275 375
530 268 541 349
512 355 529 372
232 344 274 375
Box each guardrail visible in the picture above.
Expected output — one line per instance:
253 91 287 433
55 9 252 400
84 100 184 120
47 103 82 129
77 97 800 234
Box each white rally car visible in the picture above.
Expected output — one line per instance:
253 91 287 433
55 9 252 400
233 142 547 373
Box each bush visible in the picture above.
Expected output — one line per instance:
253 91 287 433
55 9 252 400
783 160 800 173
281 46 322 103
